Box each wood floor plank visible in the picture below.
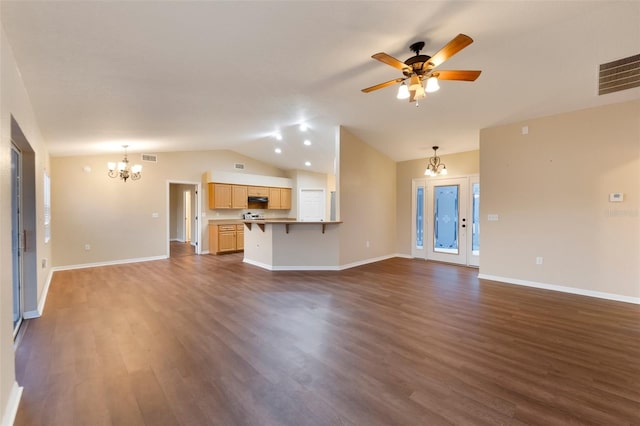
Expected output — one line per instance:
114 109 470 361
13 254 640 425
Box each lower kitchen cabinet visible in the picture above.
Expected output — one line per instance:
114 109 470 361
209 223 245 254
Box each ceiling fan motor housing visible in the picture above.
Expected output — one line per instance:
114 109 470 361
403 54 433 77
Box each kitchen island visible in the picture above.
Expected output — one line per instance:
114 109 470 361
242 219 342 270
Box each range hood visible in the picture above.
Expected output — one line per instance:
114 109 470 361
248 196 268 203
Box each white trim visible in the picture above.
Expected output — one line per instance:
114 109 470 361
166 180 202 256
338 254 398 270
243 254 400 271
242 258 276 270
52 255 168 272
478 274 640 305
1 381 23 426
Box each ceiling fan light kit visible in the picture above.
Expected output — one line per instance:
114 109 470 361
363 33 481 103
396 82 410 99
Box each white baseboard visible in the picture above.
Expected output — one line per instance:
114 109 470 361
478 274 640 305
243 253 400 271
338 254 398 270
52 255 168 272
1 381 23 426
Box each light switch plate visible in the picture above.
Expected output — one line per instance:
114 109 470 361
488 214 499 221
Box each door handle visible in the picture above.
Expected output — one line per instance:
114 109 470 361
23 230 27 251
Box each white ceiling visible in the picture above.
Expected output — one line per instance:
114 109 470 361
2 1 639 174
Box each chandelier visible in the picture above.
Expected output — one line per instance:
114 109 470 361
424 146 448 176
107 145 142 182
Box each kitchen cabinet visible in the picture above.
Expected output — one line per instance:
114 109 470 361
268 187 291 209
236 224 244 250
209 223 244 254
280 188 291 209
208 183 247 209
248 186 269 197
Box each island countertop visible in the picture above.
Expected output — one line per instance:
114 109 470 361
243 219 342 234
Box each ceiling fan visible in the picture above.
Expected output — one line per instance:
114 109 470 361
362 34 481 102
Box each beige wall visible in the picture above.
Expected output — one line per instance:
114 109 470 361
51 150 286 266
396 151 480 255
1 25 52 424
480 100 640 299
338 127 396 265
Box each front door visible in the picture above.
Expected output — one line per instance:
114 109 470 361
427 178 468 264
412 176 479 266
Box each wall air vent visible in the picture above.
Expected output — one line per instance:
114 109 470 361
599 53 640 95
141 154 158 163
234 163 245 170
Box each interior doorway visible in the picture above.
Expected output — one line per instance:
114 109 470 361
168 182 200 257
412 176 479 267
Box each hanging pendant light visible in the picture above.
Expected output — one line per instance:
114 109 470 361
108 145 142 182
424 146 447 176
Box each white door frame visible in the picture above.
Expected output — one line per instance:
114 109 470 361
411 179 427 259
411 175 479 267
166 181 201 255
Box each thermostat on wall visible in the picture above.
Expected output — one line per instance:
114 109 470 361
609 193 624 202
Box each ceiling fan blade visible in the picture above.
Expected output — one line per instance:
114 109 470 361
434 70 481 81
372 52 409 71
361 78 405 93
427 34 474 69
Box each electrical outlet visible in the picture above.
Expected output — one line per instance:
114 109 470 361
41 258 47 268
536 257 543 265
84 244 91 251
366 240 370 248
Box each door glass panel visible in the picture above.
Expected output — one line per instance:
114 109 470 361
472 183 480 255
416 186 424 249
434 185 458 254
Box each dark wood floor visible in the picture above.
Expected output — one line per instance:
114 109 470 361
170 240 195 258
14 254 640 425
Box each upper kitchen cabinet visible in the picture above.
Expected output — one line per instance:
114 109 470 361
209 183 247 209
268 187 291 209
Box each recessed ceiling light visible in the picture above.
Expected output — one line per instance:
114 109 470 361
274 148 282 154
303 139 311 146
304 161 311 167
299 123 308 131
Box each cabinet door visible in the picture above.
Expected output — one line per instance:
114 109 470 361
280 188 292 210
236 230 244 250
248 186 269 197
218 231 236 252
268 187 281 209
232 185 248 208
210 183 232 209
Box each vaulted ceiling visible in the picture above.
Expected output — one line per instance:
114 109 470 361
2 1 639 174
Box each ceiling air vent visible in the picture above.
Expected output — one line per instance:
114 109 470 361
141 153 157 163
599 53 640 95
234 163 245 170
